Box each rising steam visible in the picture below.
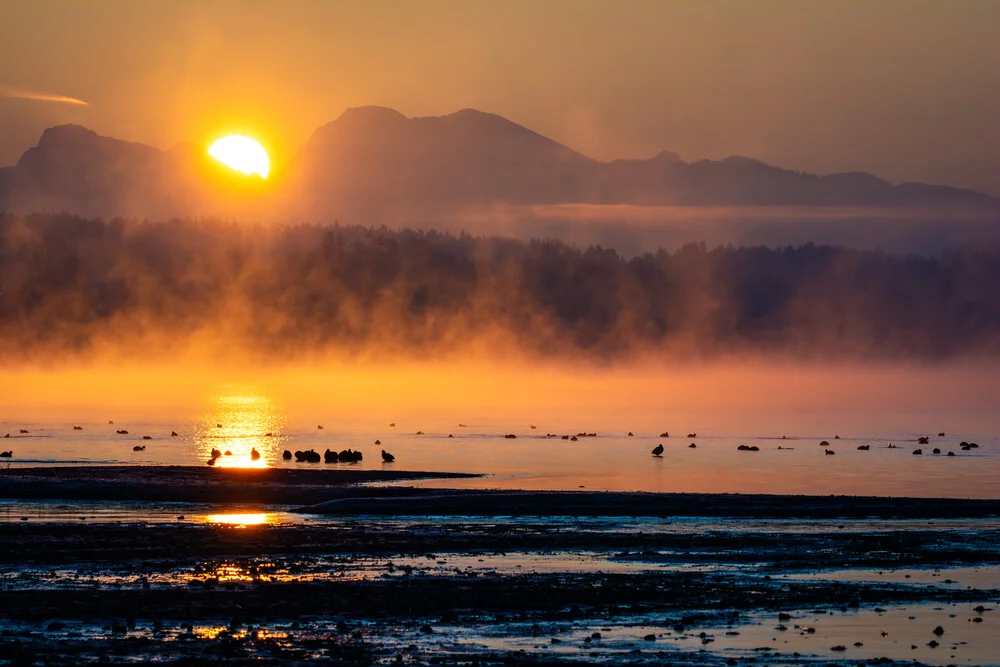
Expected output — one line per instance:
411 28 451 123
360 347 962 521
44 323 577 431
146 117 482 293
2 213 999 365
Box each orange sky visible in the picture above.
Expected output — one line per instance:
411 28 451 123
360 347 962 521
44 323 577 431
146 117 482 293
1 0 999 193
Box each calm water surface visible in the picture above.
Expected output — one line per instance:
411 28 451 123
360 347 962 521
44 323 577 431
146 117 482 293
1 389 996 498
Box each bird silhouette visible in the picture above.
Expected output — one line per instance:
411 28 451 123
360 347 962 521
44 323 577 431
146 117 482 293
651 443 664 456
381 449 395 462
339 449 363 463
250 447 261 461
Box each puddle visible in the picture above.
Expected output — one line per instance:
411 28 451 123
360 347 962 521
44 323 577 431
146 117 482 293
0 551 737 591
371 602 1000 666
3 601 998 665
7 499 1000 540
782 565 1000 590
696 602 1000 665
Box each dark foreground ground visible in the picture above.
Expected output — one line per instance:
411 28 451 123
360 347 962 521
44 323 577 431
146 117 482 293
5 466 1000 518
0 467 998 666
0 466 478 505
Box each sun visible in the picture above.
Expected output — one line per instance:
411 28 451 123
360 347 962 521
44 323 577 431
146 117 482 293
208 135 270 178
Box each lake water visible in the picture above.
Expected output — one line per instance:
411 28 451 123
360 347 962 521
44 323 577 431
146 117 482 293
3 363 998 498
2 413 996 498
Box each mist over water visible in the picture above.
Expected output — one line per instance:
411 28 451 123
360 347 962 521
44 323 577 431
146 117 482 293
3 213 1000 364
450 204 1000 257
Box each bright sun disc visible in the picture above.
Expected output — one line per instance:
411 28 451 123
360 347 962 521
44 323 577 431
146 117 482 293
208 135 270 178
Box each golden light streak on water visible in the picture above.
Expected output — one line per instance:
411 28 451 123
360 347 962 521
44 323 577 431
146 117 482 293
203 513 272 527
196 392 286 468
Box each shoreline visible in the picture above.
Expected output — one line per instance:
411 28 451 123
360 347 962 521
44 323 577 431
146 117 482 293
0 465 478 505
3 465 1000 518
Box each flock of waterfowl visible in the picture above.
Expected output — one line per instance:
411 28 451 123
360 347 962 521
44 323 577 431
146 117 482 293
0 423 404 466
646 432 978 458
0 424 986 467
270 446 396 465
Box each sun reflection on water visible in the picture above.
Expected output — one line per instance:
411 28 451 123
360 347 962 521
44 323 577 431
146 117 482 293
194 626 288 641
203 513 273 527
197 393 286 467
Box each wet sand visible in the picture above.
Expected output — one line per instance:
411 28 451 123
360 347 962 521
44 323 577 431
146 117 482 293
2 467 999 665
298 489 1000 519
0 466 478 504
4 465 1000 519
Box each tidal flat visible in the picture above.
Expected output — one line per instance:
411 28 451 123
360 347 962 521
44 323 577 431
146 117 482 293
0 467 999 665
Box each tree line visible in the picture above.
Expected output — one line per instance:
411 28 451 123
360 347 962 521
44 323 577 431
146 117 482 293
2 213 998 362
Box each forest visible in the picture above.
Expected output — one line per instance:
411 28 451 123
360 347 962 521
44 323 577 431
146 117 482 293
2 213 998 362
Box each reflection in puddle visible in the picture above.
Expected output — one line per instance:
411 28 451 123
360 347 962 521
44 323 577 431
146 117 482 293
688 602 998 665
7 603 997 666
372 602 996 666
205 562 272 583
191 626 288 642
782 565 1000 590
203 512 273 527
0 551 695 592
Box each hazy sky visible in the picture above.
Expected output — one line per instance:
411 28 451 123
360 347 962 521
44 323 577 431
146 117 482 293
2 0 999 193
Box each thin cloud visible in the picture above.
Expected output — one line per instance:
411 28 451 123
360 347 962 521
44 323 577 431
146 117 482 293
0 83 87 106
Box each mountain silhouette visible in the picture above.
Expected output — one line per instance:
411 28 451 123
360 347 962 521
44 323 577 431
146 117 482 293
0 107 996 224
0 125 183 218
289 106 598 218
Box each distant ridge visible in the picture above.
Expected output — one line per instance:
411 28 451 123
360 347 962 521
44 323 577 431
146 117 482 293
0 107 996 222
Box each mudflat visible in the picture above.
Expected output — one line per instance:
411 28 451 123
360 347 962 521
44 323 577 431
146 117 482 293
0 465 478 504
2 467 999 665
4 466 1000 519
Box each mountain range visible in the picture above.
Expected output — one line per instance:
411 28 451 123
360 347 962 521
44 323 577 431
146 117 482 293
0 106 997 224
